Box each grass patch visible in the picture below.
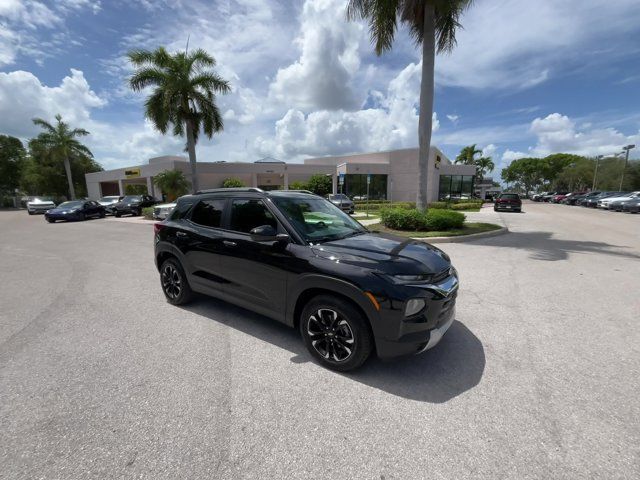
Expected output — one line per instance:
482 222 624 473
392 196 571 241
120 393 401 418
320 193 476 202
367 222 502 238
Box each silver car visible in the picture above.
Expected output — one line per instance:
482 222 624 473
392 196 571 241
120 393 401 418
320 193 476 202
153 202 177 220
26 197 56 214
326 194 354 214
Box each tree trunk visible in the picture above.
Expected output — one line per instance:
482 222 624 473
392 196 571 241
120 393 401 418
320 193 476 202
416 4 436 211
63 156 76 200
185 120 199 194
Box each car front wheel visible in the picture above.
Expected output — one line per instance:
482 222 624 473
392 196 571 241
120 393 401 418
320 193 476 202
300 295 373 372
160 258 193 305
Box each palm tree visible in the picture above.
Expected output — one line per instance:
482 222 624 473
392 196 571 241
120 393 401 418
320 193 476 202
153 169 190 201
128 46 231 194
31 114 93 200
347 0 474 210
474 155 495 183
455 144 482 166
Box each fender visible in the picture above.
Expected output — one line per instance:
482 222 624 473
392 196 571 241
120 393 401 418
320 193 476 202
154 241 188 271
286 273 381 331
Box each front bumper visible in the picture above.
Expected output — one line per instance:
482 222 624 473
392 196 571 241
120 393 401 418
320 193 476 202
374 274 459 359
45 212 82 221
28 205 54 213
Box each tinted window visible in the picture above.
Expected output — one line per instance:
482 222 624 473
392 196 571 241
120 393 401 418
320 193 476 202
500 194 520 200
190 199 226 228
230 199 277 233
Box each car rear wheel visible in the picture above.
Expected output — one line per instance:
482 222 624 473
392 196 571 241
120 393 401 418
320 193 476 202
114 210 121 217
46 218 54 223
300 295 373 372
99 211 106 218
160 258 193 305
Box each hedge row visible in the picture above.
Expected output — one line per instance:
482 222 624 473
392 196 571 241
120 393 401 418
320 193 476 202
429 201 483 210
380 208 465 231
357 201 415 211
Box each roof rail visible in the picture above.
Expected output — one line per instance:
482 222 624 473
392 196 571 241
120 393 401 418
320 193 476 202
275 189 315 194
195 187 264 194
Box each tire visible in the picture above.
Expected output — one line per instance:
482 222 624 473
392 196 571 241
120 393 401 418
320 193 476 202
160 257 193 305
300 295 373 372
99 211 106 218
46 218 54 223
28 210 34 215
114 210 121 218
133 208 141 216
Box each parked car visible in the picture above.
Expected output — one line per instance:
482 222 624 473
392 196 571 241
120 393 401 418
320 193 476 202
326 193 355 214
622 198 640 213
549 192 569 203
531 192 546 202
597 191 639 210
493 193 522 212
98 195 123 215
44 200 105 223
26 197 56 214
112 195 157 217
154 188 458 371
565 191 597 205
607 198 634 212
558 192 584 204
582 192 620 208
153 202 177 220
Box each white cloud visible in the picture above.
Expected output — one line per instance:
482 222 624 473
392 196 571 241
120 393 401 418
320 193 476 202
529 113 640 157
482 144 497 158
0 69 105 138
268 0 364 111
446 114 459 124
436 0 640 90
502 149 528 162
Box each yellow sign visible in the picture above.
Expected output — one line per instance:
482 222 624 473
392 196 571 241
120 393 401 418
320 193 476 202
124 167 141 178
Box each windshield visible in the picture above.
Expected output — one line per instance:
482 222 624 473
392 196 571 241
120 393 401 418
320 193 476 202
58 201 83 209
31 197 54 202
122 195 142 202
271 195 366 244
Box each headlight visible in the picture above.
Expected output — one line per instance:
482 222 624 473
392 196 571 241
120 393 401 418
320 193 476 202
405 298 426 317
384 274 432 285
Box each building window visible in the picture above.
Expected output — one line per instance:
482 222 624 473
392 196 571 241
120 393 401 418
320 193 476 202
438 175 475 200
343 174 387 200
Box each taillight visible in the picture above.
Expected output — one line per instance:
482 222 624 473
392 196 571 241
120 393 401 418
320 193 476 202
153 223 164 234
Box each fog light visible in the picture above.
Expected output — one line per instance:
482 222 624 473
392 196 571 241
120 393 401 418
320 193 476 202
405 298 425 317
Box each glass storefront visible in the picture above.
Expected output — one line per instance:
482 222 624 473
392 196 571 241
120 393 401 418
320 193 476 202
438 175 475 200
342 174 387 200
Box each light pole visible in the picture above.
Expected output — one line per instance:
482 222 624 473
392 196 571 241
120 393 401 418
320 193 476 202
592 155 603 190
619 145 635 191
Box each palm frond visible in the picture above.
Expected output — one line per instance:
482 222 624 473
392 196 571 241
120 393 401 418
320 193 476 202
32 117 56 134
130 68 168 91
70 128 90 137
190 73 231 94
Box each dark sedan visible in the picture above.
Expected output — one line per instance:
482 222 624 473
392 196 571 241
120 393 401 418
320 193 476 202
494 193 522 212
622 198 640 213
44 200 105 223
112 195 157 217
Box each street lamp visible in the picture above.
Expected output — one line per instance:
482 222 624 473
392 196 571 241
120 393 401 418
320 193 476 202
619 144 635 191
592 155 603 190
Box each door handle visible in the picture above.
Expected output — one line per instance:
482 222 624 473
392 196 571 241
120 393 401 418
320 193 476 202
223 240 237 247
176 231 188 238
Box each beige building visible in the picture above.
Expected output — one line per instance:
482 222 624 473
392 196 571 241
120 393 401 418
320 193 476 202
85 147 476 203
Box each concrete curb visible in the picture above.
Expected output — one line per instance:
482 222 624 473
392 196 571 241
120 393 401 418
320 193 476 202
413 225 509 244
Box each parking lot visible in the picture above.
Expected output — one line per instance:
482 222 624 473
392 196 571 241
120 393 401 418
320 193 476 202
1 202 639 479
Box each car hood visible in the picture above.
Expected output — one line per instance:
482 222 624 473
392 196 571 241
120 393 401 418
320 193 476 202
155 203 176 208
47 207 79 214
28 200 55 205
311 232 451 276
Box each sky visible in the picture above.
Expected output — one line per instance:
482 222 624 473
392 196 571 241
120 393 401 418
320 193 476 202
1 0 640 181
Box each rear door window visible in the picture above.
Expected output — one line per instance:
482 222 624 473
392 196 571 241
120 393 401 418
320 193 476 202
190 199 226 228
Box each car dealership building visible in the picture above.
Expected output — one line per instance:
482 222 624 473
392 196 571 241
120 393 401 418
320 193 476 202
85 147 476 203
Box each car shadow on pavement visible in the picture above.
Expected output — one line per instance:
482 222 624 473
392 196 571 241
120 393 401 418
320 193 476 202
181 299 485 403
469 231 640 261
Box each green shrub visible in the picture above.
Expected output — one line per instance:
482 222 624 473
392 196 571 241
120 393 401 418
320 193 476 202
450 202 482 210
424 209 465 230
359 201 415 211
428 201 449 209
380 208 465 231
429 201 481 210
142 206 154 220
222 177 245 188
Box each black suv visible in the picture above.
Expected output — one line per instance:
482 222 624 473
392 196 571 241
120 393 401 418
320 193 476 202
113 195 157 217
154 188 459 371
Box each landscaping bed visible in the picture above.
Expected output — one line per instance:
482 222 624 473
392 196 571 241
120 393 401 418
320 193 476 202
367 222 502 238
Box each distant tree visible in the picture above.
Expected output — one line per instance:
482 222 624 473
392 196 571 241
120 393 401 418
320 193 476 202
554 157 593 191
0 135 26 194
153 169 190 201
31 114 94 199
347 0 475 210
125 184 148 195
289 180 308 190
128 46 231 194
501 157 546 195
21 135 102 198
222 177 245 188
306 174 332 196
455 144 494 182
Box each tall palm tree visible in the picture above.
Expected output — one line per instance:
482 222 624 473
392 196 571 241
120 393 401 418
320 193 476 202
153 169 190 201
31 114 93 199
128 46 231 194
347 0 474 210
474 155 495 183
455 144 482 166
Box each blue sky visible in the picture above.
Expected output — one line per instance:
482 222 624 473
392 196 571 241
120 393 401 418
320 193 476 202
1 0 639 180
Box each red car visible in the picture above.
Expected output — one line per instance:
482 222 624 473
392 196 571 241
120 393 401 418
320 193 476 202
550 192 570 203
493 193 522 212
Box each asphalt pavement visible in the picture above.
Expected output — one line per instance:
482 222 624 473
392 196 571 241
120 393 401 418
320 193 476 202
0 204 639 479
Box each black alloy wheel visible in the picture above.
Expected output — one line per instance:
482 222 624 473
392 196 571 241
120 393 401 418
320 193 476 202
300 295 372 371
160 258 193 305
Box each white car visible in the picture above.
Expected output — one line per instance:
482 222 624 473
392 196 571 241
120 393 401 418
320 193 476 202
26 197 56 214
597 191 640 209
153 202 176 220
98 195 122 214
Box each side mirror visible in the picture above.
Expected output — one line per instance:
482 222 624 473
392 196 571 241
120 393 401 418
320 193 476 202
250 225 278 242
